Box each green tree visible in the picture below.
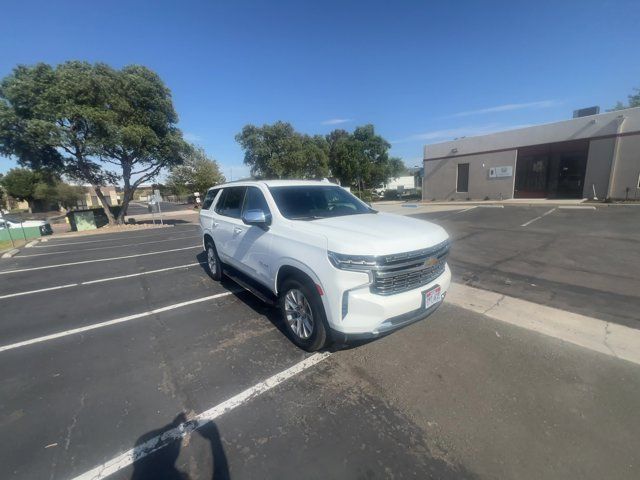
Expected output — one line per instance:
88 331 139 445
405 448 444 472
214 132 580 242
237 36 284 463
326 124 404 189
166 145 226 196
0 174 5 209
54 182 85 210
0 167 85 211
0 61 189 225
235 121 329 179
611 87 640 110
0 168 39 211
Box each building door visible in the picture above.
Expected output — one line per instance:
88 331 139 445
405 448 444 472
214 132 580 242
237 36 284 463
457 163 469 193
514 155 549 198
556 152 587 198
514 140 588 199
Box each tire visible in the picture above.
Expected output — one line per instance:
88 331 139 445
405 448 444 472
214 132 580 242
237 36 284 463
279 277 329 352
205 241 223 281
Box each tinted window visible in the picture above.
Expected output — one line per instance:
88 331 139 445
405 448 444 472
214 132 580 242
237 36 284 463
243 187 271 215
269 185 374 220
215 187 247 218
201 188 220 210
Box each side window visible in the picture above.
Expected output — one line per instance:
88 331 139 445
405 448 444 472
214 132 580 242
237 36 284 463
215 187 247 218
243 187 271 215
201 188 220 210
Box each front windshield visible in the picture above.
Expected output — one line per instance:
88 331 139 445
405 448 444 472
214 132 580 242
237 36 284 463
269 185 375 220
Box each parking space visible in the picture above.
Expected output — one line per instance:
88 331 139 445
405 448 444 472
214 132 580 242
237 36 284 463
410 205 640 328
1 221 639 479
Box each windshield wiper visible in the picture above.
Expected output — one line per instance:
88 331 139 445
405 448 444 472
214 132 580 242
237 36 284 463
289 215 325 220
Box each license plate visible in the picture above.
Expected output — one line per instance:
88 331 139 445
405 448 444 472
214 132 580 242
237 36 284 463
423 285 442 309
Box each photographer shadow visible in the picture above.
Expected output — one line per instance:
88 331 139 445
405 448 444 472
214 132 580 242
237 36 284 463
131 413 230 480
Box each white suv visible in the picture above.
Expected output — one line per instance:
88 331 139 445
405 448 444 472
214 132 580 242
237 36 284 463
199 180 451 351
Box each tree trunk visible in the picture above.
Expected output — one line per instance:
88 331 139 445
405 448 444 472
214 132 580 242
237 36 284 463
93 186 117 225
116 187 135 224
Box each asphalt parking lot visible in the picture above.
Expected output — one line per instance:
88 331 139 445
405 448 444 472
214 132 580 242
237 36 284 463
1 213 639 480
410 204 640 329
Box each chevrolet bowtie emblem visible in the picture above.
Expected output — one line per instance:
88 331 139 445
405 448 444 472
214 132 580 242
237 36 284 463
424 257 438 267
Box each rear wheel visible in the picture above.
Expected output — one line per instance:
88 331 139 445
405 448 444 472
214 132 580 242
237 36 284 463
279 278 328 351
205 241 223 281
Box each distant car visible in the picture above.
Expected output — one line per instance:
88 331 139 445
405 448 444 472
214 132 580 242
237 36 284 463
0 215 53 236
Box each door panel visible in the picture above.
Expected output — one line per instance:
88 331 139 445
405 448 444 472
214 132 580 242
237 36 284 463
213 186 247 262
226 187 274 287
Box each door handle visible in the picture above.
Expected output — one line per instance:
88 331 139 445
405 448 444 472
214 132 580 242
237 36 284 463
233 227 243 235
212 221 219 228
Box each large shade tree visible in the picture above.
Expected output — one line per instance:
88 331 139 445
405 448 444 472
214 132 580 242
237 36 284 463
0 61 189 224
326 124 404 189
235 121 329 179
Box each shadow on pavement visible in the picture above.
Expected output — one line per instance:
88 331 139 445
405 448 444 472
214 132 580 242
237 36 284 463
131 413 230 480
130 219 195 226
194 251 374 352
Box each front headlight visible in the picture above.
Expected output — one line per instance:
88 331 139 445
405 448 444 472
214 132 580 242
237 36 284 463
327 251 377 271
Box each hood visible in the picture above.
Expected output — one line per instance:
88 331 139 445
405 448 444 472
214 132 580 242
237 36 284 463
294 212 448 255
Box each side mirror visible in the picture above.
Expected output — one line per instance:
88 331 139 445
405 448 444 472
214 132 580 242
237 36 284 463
242 209 271 227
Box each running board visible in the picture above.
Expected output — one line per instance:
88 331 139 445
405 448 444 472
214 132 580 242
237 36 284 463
223 268 278 307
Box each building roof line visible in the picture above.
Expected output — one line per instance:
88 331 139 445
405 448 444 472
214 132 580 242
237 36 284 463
423 129 640 162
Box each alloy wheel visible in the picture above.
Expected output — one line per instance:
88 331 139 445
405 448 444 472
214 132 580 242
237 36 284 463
284 288 314 339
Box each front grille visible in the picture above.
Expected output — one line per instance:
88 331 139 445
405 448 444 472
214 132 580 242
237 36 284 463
371 241 449 295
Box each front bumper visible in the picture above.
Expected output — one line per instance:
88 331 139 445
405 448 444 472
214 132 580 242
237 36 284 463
329 295 445 343
325 263 451 339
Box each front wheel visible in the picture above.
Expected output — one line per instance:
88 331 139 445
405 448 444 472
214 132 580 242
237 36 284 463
205 242 223 281
279 278 329 352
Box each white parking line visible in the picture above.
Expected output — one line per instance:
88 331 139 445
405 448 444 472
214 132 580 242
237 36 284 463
521 208 556 227
17 235 199 257
456 206 478 214
558 205 597 210
72 352 331 480
0 291 234 353
0 262 205 300
0 246 200 275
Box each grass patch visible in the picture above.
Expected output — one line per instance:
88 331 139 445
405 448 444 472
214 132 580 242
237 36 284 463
0 239 26 251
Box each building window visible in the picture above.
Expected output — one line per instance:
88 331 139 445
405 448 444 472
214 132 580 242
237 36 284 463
457 163 469 193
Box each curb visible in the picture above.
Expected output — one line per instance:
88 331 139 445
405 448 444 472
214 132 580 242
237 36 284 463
1 248 19 259
25 239 40 248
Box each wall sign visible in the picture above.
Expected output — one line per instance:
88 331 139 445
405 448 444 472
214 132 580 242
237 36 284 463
489 166 513 178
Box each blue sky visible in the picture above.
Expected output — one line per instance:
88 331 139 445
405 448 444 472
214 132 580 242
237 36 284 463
1 0 639 180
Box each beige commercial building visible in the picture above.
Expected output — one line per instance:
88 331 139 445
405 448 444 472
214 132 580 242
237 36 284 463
423 107 640 201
